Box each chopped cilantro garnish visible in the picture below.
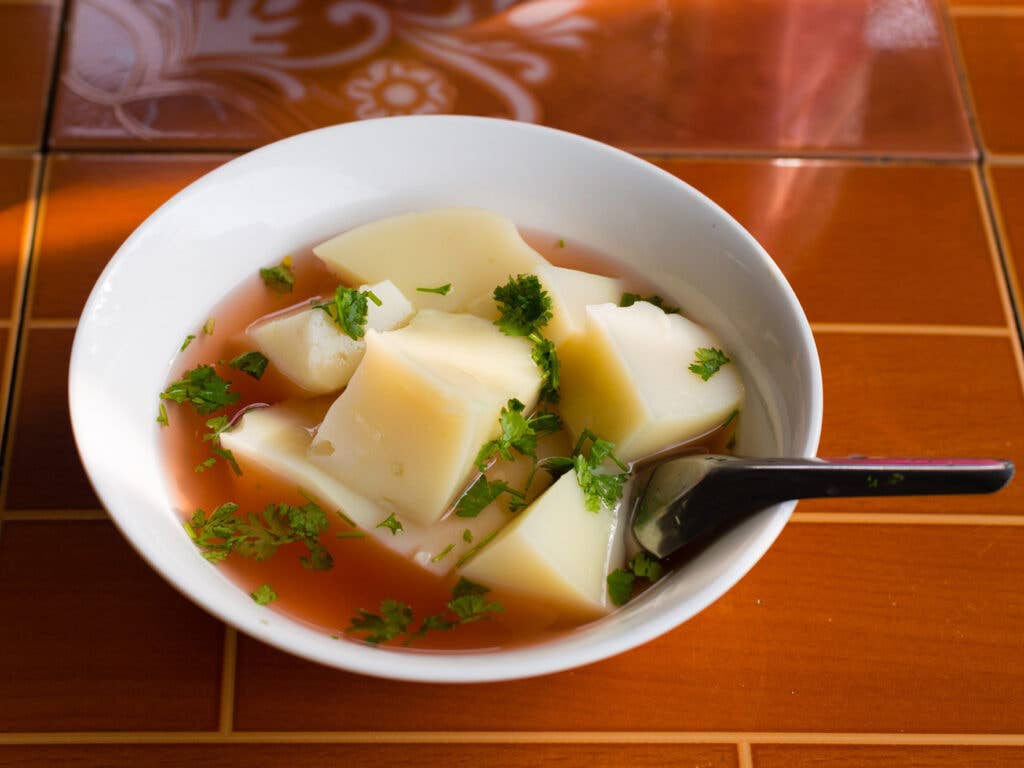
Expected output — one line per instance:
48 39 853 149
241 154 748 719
194 457 217 472
454 476 525 518
347 600 413 645
431 543 456 562
475 399 563 470
463 529 473 543
619 292 680 314
185 497 332 570
251 584 277 605
156 403 169 427
180 334 196 351
606 568 635 607
456 530 498 568
493 274 552 337
313 286 382 340
201 415 241 476
348 579 503 646
416 283 451 295
161 364 240 415
557 238 566 248
376 513 403 535
260 261 294 293
529 333 560 403
203 318 216 336
689 347 731 381
607 552 664 606
571 430 629 513
725 434 737 451
229 351 269 380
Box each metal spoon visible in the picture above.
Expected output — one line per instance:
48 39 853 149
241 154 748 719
632 456 1015 558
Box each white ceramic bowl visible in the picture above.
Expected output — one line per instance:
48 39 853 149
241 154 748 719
70 116 822 683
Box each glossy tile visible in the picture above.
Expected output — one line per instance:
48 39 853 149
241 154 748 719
50 0 973 156
0 3 60 147
234 523 1024 733
989 166 1024 304
805 332 1024 516
0 744 738 768
0 520 223 731
32 154 233 320
955 16 1024 154
0 156 34 319
752 745 1024 767
656 160 1004 326
3 329 99 510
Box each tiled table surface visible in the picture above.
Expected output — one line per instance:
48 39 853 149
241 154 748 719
2 0 1024 765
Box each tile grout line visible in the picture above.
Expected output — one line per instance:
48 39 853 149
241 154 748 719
0 156 51 514
989 154 1024 166
218 628 238 734
788 512 1024 526
1 731 1024 746
972 165 1024 399
949 6 1024 17
737 740 754 768
0 154 47 528
942 0 988 155
809 322 1007 337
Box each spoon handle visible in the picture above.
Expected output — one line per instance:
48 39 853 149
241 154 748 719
727 457 1014 503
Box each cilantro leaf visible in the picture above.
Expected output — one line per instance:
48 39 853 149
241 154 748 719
629 552 663 581
376 513 403 535
619 292 680 314
201 415 242 476
607 552 664 606
203 318 216 336
180 334 196 351
347 600 413 645
229 351 269 380
447 577 503 623
607 568 635 606
161 364 240 415
688 347 731 381
474 400 563 471
529 333 560 403
250 584 277 605
493 274 552 336
260 261 294 293
462 528 473 543
186 497 332 569
156 403 169 427
455 476 525 518
416 283 451 295
571 430 629 513
194 457 217 472
313 286 382 340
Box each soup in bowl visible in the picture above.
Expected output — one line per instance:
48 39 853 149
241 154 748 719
69 116 822 682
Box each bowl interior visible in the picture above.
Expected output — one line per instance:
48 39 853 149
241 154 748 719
70 116 822 682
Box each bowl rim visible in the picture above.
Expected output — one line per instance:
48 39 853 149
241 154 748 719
69 115 823 683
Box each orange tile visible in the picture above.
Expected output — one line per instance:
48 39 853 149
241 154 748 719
0 156 34 319
4 329 99 511
0 520 223 731
0 744 737 768
0 327 10 439
33 154 232 320
955 17 1024 154
989 166 1024 305
656 160 1004 326
0 3 59 146
753 745 1024 767
51 0 973 156
234 523 1024 733
806 332 1024 516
